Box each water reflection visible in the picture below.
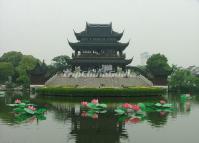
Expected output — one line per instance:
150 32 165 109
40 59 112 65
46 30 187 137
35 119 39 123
0 92 198 143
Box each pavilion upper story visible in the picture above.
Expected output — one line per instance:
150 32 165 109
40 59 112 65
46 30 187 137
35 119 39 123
68 23 133 71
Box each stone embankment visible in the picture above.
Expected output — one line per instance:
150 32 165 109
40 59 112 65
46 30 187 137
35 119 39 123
45 72 153 87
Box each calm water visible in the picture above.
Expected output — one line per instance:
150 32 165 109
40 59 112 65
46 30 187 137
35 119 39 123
0 92 199 143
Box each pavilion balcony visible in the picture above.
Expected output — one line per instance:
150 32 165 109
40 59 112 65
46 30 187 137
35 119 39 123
72 53 126 59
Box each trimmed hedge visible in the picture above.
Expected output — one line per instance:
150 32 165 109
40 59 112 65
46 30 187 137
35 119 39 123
36 87 166 97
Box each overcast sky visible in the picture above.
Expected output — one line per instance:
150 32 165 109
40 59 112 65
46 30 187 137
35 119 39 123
0 0 199 67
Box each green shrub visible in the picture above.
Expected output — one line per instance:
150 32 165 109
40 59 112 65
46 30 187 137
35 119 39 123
36 87 166 97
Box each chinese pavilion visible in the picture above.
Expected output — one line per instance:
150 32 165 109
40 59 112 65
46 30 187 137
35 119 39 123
68 23 133 72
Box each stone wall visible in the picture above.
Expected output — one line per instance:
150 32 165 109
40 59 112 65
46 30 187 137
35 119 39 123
45 73 153 87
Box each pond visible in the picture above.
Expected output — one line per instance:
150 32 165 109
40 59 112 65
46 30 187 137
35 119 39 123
0 92 199 143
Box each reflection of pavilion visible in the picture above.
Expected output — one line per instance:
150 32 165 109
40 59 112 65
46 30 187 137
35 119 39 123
71 109 128 143
72 113 127 143
43 95 194 142
51 104 128 143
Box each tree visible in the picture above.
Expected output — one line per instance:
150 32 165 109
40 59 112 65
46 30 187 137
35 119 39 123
0 51 23 67
45 65 57 78
16 55 40 88
0 62 14 83
146 53 172 77
168 68 199 92
16 55 40 72
16 70 30 89
146 53 172 85
52 55 70 72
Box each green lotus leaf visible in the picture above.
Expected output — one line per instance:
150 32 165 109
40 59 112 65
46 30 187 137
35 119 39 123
118 114 130 122
24 108 35 115
138 103 146 111
86 110 96 117
135 113 145 119
15 113 33 123
98 110 107 113
26 103 37 107
35 108 47 114
114 108 125 115
87 103 97 109
162 104 172 108
7 104 18 107
17 103 26 108
21 100 30 104
96 104 107 109
14 107 25 113
154 103 162 107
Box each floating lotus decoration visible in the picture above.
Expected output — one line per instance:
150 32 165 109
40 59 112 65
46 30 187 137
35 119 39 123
80 99 107 119
143 100 174 112
114 103 146 123
15 99 21 104
153 100 172 108
81 99 107 110
7 99 47 123
126 117 141 124
115 101 174 123
80 99 174 122
114 103 142 115
81 111 99 119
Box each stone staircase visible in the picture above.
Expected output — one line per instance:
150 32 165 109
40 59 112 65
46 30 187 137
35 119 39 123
45 73 153 87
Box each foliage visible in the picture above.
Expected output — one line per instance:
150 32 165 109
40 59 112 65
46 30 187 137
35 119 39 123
16 55 40 73
146 53 172 77
36 87 167 96
0 51 72 88
52 55 70 72
45 65 57 78
131 66 153 80
168 68 199 93
16 72 31 89
0 51 23 67
0 62 14 83
16 55 40 88
0 51 41 88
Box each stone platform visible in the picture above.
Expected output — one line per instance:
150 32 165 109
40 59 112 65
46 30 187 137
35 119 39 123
45 72 153 87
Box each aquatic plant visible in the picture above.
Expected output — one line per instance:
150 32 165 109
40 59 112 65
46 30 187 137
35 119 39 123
81 99 107 110
115 101 174 123
7 99 47 123
80 99 107 119
115 103 142 115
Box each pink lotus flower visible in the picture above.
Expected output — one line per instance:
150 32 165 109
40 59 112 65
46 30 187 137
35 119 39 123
131 105 140 111
160 111 166 116
81 101 88 107
91 99 98 104
15 99 21 104
92 114 98 119
81 111 87 117
129 117 140 124
122 103 132 109
160 100 166 104
28 105 36 111
125 119 129 123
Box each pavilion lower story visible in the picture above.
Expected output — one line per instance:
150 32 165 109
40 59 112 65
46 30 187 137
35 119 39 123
70 58 132 72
